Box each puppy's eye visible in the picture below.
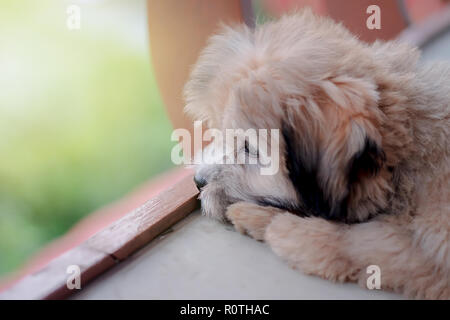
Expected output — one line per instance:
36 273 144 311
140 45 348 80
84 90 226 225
244 140 258 157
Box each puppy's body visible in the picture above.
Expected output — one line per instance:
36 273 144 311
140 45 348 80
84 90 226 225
185 11 450 299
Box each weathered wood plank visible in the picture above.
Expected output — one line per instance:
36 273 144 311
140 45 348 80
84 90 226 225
0 173 199 300
85 174 199 260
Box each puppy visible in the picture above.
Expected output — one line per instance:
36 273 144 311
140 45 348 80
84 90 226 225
184 10 450 299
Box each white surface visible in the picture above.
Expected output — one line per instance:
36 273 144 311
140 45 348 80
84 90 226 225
73 211 402 299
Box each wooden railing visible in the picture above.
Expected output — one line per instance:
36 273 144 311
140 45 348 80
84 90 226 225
0 174 199 299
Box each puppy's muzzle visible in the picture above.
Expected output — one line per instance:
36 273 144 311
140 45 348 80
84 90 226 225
194 175 208 190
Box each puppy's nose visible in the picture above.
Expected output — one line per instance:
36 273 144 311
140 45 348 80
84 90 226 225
194 175 207 190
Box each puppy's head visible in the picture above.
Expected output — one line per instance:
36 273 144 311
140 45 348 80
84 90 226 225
184 11 417 223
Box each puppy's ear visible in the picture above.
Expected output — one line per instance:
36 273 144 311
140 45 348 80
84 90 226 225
320 75 380 113
347 137 386 184
282 124 345 220
320 75 386 187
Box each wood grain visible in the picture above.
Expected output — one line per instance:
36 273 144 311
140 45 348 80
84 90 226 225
0 174 199 300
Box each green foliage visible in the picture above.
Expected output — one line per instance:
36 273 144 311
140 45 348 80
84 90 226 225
0 1 174 275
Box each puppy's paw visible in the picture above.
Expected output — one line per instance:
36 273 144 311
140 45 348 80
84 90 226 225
198 183 231 222
265 214 360 282
226 202 282 240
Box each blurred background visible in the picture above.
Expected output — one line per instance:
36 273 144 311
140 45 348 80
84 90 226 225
0 0 175 277
1 0 449 285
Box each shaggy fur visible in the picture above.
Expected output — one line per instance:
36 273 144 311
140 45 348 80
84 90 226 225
184 10 450 299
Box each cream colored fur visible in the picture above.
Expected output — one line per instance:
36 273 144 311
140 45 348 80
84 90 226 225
185 10 450 299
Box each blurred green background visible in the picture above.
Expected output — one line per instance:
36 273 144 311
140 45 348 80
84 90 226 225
0 0 174 276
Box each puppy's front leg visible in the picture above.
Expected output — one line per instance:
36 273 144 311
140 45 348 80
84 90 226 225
264 213 360 283
226 205 360 281
226 202 283 241
265 213 449 299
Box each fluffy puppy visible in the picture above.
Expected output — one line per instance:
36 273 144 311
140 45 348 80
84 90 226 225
184 10 450 299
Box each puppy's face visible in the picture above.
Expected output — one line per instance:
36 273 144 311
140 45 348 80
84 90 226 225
185 12 406 223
